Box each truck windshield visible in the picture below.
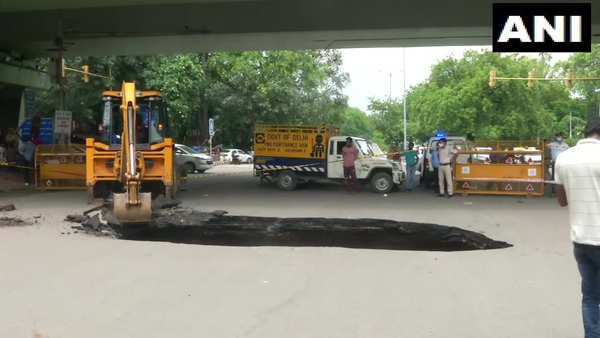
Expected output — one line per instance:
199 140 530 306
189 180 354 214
355 139 373 156
100 97 166 146
368 141 385 156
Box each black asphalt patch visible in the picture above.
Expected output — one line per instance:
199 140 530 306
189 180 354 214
66 200 512 251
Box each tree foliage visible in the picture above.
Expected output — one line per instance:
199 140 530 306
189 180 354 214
348 49 595 148
405 50 580 142
35 50 348 149
559 44 600 122
339 107 373 139
33 46 600 151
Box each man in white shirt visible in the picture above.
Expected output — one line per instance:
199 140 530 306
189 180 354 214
555 119 600 338
437 138 457 197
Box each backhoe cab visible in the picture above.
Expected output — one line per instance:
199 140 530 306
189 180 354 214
86 82 175 224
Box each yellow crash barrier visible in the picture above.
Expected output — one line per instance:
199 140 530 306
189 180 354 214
35 144 86 190
453 141 545 196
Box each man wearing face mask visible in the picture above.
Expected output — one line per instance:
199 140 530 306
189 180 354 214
548 132 569 196
437 138 457 197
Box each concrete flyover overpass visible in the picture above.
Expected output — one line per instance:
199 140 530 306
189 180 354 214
0 0 599 58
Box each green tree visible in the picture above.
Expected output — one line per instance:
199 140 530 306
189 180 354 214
559 44 600 121
406 50 578 141
34 50 349 149
339 107 373 139
366 98 418 149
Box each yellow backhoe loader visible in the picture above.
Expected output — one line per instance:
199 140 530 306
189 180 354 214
86 82 176 223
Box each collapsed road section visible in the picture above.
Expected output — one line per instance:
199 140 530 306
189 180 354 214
66 199 511 251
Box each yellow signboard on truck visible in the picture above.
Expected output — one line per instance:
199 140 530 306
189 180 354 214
254 124 338 159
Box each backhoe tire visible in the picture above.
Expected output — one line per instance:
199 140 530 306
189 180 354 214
370 172 393 194
277 170 298 191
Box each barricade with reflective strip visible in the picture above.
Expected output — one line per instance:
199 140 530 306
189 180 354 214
35 144 86 190
453 140 546 196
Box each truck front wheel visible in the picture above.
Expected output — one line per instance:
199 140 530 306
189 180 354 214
370 172 393 193
277 170 298 191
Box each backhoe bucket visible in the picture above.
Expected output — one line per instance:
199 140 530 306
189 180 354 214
113 192 152 224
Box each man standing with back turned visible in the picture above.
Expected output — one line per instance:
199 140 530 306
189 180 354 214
342 137 361 193
555 118 600 338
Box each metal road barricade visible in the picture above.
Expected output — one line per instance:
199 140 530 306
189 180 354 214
453 140 545 196
35 144 87 190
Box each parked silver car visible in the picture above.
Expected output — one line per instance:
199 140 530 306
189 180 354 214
174 144 214 173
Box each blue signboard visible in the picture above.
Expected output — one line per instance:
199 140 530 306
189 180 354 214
18 120 32 140
39 118 53 144
17 118 53 144
209 118 215 136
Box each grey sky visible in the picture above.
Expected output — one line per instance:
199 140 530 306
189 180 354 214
340 46 572 113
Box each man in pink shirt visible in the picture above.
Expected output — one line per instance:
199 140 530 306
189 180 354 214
342 137 361 193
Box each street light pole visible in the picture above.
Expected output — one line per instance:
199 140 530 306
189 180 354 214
569 112 572 139
388 72 392 100
403 48 407 151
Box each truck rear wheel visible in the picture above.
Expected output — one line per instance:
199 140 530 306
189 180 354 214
370 172 393 193
277 170 297 191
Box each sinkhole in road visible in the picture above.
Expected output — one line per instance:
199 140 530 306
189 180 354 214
124 215 511 251
67 202 512 251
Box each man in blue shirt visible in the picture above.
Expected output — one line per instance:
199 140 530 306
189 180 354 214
430 141 441 191
404 142 418 191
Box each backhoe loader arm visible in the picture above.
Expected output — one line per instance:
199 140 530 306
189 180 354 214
113 82 151 223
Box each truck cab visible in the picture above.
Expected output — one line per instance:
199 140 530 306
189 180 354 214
326 136 403 193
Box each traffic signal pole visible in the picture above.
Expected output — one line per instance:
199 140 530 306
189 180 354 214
489 70 600 88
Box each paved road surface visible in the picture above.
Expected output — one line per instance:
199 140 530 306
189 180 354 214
0 164 580 338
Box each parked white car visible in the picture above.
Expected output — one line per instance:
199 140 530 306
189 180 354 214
222 148 252 163
474 147 492 163
174 144 214 173
513 147 542 164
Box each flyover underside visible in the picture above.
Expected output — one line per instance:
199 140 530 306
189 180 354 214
36 28 495 57
0 0 598 57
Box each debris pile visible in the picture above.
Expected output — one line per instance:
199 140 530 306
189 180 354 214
0 216 31 227
65 203 116 237
0 203 16 211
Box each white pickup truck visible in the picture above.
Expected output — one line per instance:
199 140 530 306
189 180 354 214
253 124 405 193
321 136 405 193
